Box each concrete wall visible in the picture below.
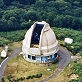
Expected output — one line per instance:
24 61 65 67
24 53 57 63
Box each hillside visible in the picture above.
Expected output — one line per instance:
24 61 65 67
0 0 82 31
0 27 82 82
0 27 82 57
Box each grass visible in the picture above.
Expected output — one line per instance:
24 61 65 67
52 27 82 56
48 62 76 82
0 27 82 82
0 30 26 46
3 55 57 82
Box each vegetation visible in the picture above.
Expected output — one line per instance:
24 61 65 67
0 27 82 64
0 0 82 31
3 55 57 82
69 63 82 82
0 30 26 46
5 73 42 82
0 0 82 81
52 28 82 56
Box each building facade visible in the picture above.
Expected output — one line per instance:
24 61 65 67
22 21 58 63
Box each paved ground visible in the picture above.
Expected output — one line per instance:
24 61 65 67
39 47 71 82
0 47 71 82
0 47 21 81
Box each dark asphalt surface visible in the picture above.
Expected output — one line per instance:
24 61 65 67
39 47 71 82
0 47 71 82
0 47 21 81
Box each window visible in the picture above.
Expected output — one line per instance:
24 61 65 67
48 56 50 59
50 55 52 58
28 55 31 59
30 23 44 47
32 56 36 60
55 53 57 57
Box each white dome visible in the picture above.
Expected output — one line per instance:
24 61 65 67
22 21 58 56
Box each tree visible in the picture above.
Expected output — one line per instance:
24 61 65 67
26 10 38 21
72 18 81 30
45 0 56 2
16 0 36 5
35 0 47 8
3 0 13 6
47 12 55 26
1 78 5 82
0 0 6 8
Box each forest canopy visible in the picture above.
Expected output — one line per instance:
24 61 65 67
0 0 82 31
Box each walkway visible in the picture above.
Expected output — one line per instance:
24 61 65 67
0 47 71 82
0 47 21 81
39 47 71 82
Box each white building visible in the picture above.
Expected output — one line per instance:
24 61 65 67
5 46 8 52
1 50 7 58
64 38 73 44
22 21 59 63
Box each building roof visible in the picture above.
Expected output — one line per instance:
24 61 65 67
64 38 73 44
1 50 7 58
22 21 58 56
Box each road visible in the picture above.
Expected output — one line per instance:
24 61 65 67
39 47 71 82
0 47 21 81
0 47 71 82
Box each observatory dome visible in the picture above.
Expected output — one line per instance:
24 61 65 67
22 21 58 63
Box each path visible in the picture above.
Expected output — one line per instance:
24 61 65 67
0 47 71 82
0 47 21 81
39 47 71 82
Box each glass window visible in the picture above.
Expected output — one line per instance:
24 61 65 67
50 55 52 58
32 56 36 60
28 55 31 59
48 56 50 59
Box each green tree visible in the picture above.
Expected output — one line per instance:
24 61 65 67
0 0 6 8
1 78 5 82
26 10 38 21
16 0 36 5
35 0 47 8
72 18 81 30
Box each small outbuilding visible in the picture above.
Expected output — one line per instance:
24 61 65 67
1 50 7 58
22 21 59 63
64 38 73 44
5 46 8 52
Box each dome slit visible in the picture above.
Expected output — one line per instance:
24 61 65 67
30 23 44 48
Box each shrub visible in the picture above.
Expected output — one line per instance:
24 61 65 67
52 58 59 64
1 78 5 82
26 73 42 80
19 77 25 81
34 73 42 78
26 76 31 79
7 75 13 81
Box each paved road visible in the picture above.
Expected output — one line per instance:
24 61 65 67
0 47 71 82
0 47 21 81
39 47 71 82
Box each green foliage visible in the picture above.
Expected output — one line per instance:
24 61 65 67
69 63 82 82
0 30 26 46
52 27 82 56
26 73 42 80
0 27 82 56
16 77 25 81
52 56 59 64
7 75 13 81
7 75 25 82
5 73 42 82
0 56 5 64
72 63 82 76
1 78 5 82
0 0 82 31
34 73 42 78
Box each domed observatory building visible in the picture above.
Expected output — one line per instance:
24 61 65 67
22 21 58 63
